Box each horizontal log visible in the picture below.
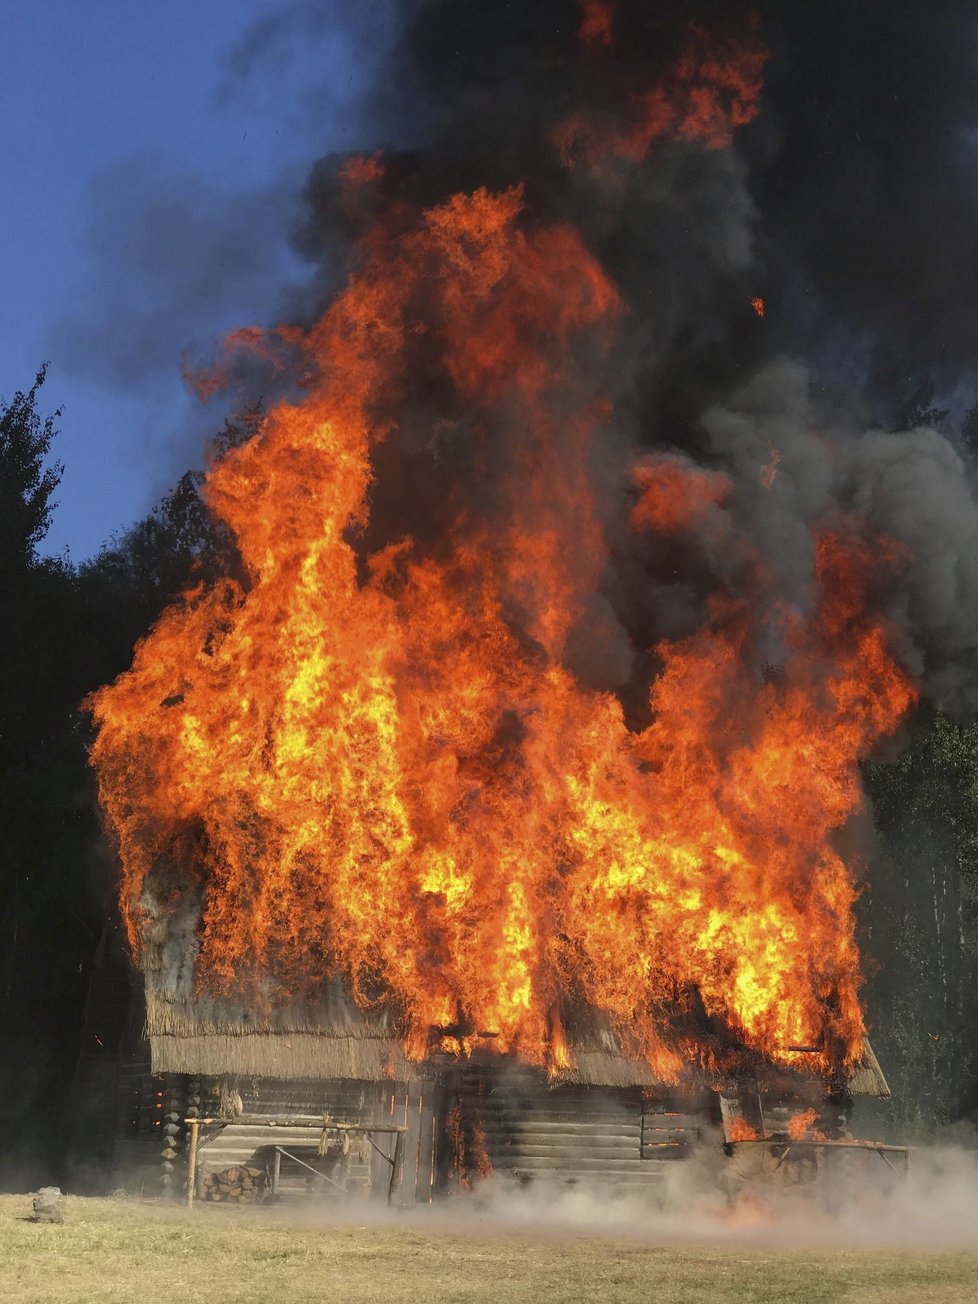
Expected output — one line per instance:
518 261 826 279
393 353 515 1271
489 1143 644 1161
494 1155 663 1173
508 1167 668 1185
189 1116 407 1131
480 1120 646 1132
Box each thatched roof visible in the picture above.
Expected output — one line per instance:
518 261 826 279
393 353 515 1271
546 1040 890 1097
143 984 889 1095
149 1028 419 1081
135 885 890 1094
143 985 657 1086
847 1038 890 1099
552 1048 660 1089
144 983 424 1083
136 877 424 1081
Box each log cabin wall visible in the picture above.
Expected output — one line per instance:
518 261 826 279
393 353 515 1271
107 1003 190 1196
88 957 884 1201
81 925 887 1200
102 1056 859 1204
449 1067 718 1195
103 1067 446 1205
184 1075 444 1207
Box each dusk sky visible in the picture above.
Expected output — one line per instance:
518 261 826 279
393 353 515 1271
2 2 393 560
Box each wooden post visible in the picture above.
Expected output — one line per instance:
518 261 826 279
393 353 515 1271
388 1130 405 1206
272 1146 282 1203
402 1086 423 1208
186 1120 200 1210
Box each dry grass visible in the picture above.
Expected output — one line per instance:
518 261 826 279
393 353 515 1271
1 1193 976 1304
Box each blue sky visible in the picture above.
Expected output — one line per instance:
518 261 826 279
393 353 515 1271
1 1 391 559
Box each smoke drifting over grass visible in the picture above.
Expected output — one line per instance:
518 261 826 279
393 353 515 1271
269 1137 978 1253
454 1144 978 1250
3 1187 978 1304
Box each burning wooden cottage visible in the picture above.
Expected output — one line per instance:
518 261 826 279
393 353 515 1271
78 9 917 1209
75 906 894 1205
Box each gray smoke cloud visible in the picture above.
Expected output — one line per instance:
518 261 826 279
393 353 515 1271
845 429 978 713
754 1 978 407
323 0 978 721
58 1 978 716
51 152 302 390
692 361 978 715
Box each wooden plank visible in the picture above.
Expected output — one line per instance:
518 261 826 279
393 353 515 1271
185 1121 200 1209
419 1090 438 1204
719 1091 764 1142
389 1131 405 1205
400 1084 423 1208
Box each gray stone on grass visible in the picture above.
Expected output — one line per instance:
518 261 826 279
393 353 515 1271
33 1187 64 1224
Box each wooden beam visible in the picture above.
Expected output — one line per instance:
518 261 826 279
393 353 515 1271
388 1131 405 1206
185 1120 200 1210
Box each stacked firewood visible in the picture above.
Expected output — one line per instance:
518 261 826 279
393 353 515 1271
200 1165 268 1204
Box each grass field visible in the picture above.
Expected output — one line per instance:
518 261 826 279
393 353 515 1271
1 1193 976 1304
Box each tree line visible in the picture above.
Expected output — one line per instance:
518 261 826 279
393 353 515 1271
0 370 254 1186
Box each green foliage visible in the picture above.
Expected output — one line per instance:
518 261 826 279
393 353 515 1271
961 402 978 458
866 714 978 865
0 375 95 1184
82 403 256 635
862 714 978 1137
0 366 63 571
892 377 950 432
0 378 258 1186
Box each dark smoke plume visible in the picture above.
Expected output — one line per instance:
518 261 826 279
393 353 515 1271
232 0 978 718
754 1 978 403
373 0 978 399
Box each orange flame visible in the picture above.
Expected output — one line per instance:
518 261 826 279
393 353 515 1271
87 30 917 1088
752 297 765 317
728 1118 759 1142
338 151 386 189
760 445 782 489
579 0 615 48
556 21 768 168
548 1010 575 1079
182 326 288 403
632 456 730 534
786 1107 825 1141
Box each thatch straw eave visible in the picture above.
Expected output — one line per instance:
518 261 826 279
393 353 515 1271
149 1030 424 1082
140 977 890 1095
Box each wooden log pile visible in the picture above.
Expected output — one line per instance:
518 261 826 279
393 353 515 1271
200 1165 268 1204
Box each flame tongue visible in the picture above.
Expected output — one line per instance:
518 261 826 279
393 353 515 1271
87 33 917 1085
